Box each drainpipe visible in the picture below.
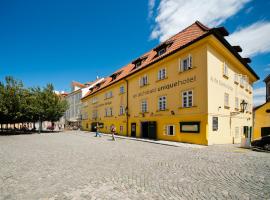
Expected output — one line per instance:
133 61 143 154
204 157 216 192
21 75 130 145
125 79 129 137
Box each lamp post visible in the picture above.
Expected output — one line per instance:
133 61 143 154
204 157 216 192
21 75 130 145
240 100 248 113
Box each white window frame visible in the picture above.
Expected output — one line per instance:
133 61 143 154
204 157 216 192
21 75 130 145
140 75 148 86
234 73 239 83
240 75 244 86
158 68 166 80
179 54 192 72
141 99 148 113
223 62 229 77
235 97 239 109
158 96 167 111
182 90 193 108
224 93 229 107
120 86 125 94
119 105 125 115
92 97 98 104
166 125 175 136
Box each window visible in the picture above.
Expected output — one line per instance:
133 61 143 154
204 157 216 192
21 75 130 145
140 75 148 86
223 62 229 77
166 125 175 136
157 48 166 56
180 122 200 133
92 110 98 119
235 97 239 110
182 90 193 108
105 107 112 117
105 91 113 99
180 55 192 72
158 96 167 111
224 93 229 108
135 61 142 68
119 105 125 115
234 73 239 83
120 86 125 94
212 117 218 131
141 100 148 113
158 68 166 80
92 97 98 104
240 75 245 86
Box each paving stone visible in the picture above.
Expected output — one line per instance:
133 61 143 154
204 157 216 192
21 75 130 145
0 131 269 200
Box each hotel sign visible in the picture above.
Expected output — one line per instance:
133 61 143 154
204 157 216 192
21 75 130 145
133 76 196 98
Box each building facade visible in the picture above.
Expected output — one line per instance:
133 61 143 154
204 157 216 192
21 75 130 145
81 21 259 145
253 75 270 139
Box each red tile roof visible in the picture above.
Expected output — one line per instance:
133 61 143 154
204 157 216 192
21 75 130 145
72 81 86 88
82 21 258 100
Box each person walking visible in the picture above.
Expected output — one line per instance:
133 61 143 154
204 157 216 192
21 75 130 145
111 124 116 141
95 123 101 137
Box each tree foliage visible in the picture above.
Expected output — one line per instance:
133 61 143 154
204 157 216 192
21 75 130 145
0 76 68 128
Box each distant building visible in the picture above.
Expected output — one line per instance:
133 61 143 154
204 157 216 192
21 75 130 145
253 74 270 139
65 79 103 128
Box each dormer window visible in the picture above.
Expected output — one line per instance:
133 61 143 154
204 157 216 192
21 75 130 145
135 61 142 68
132 56 147 70
157 48 166 56
154 40 173 57
110 71 123 81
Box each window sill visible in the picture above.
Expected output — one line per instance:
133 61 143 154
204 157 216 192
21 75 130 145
178 66 196 74
104 97 113 100
178 105 197 109
156 77 168 82
140 84 150 88
118 114 125 116
223 74 229 79
224 106 230 109
119 92 125 95
104 116 113 118
139 112 149 114
166 134 175 136
156 109 169 112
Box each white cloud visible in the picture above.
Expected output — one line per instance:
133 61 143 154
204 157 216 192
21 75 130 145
148 0 156 18
253 86 266 106
149 0 250 42
227 21 270 57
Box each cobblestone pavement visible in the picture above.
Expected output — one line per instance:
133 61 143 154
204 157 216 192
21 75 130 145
0 131 269 200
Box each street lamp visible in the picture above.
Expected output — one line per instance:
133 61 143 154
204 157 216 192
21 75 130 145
240 100 248 113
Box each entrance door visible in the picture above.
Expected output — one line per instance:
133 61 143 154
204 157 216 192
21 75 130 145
131 123 136 137
141 121 157 139
148 121 157 139
141 122 149 138
91 122 97 132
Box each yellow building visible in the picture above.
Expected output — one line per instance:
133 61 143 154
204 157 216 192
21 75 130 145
81 21 259 145
253 75 270 140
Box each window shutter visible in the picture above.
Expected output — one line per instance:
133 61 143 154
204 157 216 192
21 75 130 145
188 54 192 68
163 125 167 135
179 58 182 72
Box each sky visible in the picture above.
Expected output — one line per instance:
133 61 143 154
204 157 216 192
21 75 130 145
0 0 270 105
